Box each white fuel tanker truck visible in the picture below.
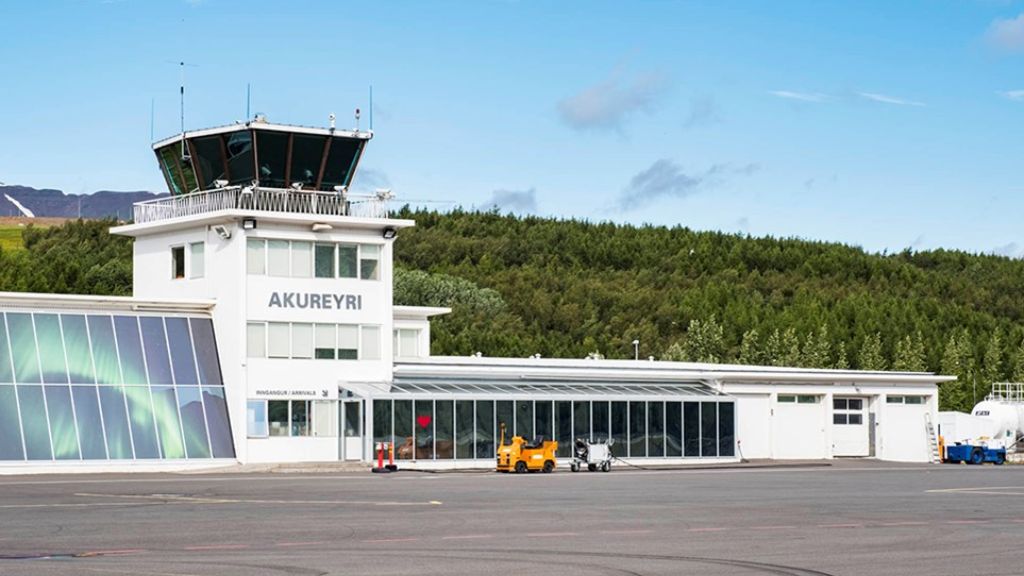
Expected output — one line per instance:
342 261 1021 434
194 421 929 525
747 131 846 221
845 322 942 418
938 383 1024 464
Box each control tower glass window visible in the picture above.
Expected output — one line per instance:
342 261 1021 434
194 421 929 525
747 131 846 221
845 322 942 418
193 135 228 189
289 135 327 189
320 137 362 191
256 131 288 188
360 245 380 280
225 131 255 186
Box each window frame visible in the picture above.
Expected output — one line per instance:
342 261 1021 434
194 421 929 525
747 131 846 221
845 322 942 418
188 241 205 279
171 245 186 280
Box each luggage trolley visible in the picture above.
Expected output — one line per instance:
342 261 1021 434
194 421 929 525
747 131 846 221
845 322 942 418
570 438 613 472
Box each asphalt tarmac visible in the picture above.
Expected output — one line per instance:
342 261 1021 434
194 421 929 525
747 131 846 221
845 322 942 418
0 460 1021 575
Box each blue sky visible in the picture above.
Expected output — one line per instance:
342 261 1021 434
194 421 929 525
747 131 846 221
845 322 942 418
1 1 1023 255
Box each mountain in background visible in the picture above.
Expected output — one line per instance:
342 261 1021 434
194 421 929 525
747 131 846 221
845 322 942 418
0 185 167 219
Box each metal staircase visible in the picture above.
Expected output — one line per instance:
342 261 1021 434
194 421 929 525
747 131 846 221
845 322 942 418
924 412 941 463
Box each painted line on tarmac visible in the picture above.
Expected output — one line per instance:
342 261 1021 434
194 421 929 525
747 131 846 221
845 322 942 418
687 527 729 532
275 541 327 547
945 520 989 525
817 523 863 528
750 525 796 530
526 532 579 537
441 534 494 540
878 521 927 526
78 548 148 557
362 537 420 543
182 544 250 551
926 486 1024 496
74 492 441 507
0 501 145 509
599 529 653 535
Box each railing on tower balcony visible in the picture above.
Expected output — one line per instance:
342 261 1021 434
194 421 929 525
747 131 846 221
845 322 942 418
132 186 391 224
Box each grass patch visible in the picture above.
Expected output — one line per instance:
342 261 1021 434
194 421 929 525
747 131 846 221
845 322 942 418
0 226 23 251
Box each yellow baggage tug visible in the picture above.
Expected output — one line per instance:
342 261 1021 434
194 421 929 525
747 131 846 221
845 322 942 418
496 423 557 473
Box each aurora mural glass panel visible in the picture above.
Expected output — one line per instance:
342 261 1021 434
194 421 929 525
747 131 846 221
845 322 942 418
98 386 133 459
140 317 173 385
72 386 107 460
125 386 160 458
202 387 235 458
114 316 147 386
152 386 185 458
166 317 199 385
191 319 222 386
17 385 52 460
0 386 25 460
35 314 68 384
88 316 122 385
7 313 41 384
0 314 14 383
62 315 95 385
45 385 80 460
176 386 210 458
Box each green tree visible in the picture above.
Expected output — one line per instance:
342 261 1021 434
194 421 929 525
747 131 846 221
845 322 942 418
981 328 1004 388
893 331 926 372
738 329 763 366
800 325 831 368
681 316 725 363
939 330 973 412
859 333 887 371
1011 337 1024 382
833 341 850 369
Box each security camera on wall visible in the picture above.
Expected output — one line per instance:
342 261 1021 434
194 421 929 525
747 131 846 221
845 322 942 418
212 224 231 240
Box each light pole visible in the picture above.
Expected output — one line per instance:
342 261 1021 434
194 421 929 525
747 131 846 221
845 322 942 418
632 339 640 361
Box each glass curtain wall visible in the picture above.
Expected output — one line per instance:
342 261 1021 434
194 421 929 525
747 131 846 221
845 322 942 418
370 396 735 462
0 312 233 462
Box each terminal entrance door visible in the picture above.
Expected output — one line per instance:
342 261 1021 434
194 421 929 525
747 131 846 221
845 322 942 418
340 400 363 461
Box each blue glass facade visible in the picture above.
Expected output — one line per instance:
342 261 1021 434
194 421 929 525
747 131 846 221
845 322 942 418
0 312 234 462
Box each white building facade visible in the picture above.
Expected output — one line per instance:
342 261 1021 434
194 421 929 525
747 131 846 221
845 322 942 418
0 120 954 473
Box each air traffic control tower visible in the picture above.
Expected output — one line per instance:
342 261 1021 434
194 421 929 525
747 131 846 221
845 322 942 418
111 116 436 464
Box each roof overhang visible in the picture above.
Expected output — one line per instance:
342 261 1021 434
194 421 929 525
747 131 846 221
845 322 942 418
153 121 372 149
110 211 415 237
0 292 216 314
393 306 452 321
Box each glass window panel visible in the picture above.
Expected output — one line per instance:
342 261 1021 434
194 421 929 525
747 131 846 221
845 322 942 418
192 135 227 189
189 242 205 279
71 386 106 460
225 130 255 186
180 149 198 193
848 413 863 425
778 395 796 403
360 244 380 280
414 400 434 459
315 324 335 359
394 400 413 460
18 385 52 460
666 401 682 457
203 387 235 458
629 401 646 457
319 136 362 191
373 399 392 446
496 400 514 446
573 401 590 441
591 401 609 442
475 400 494 458
291 241 312 278
611 401 628 457
718 403 735 456
247 238 266 275
684 402 700 457
315 243 336 278
648 402 665 458
435 400 453 460
399 329 419 358
833 413 847 425
255 130 288 188
7 313 41 384
797 395 819 404
343 402 359 438
248 400 268 438
515 400 534 440
848 399 863 411
289 134 327 188
61 315 94 385
905 396 925 405
701 401 718 457
833 398 847 410
887 396 902 404
314 401 335 437
247 323 266 358
268 323 290 358
98 385 132 459
177 386 211 458
35 314 68 384
535 400 553 442
456 400 473 459
338 325 358 359
190 318 223 386
0 314 12 383
152 386 185 459
338 244 357 278
291 323 313 359
125 386 159 459
157 145 184 195
113 316 147 385
554 401 572 458
0 386 25 460
140 317 173 385
291 400 310 436
267 240 290 277
269 400 289 437
165 317 199 385
361 326 381 360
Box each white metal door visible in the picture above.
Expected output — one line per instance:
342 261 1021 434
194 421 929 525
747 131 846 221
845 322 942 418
771 394 827 459
341 400 363 461
832 397 869 456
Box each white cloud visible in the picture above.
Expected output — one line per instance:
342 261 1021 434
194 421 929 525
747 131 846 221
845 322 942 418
999 89 1024 101
617 159 758 211
858 92 926 107
987 12 1024 52
486 188 537 214
768 90 828 103
557 69 667 131
992 242 1024 258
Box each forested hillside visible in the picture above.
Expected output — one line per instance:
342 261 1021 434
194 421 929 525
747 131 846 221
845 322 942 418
3 212 1022 412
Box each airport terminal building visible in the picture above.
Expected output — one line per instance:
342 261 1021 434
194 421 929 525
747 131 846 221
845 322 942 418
0 119 953 473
